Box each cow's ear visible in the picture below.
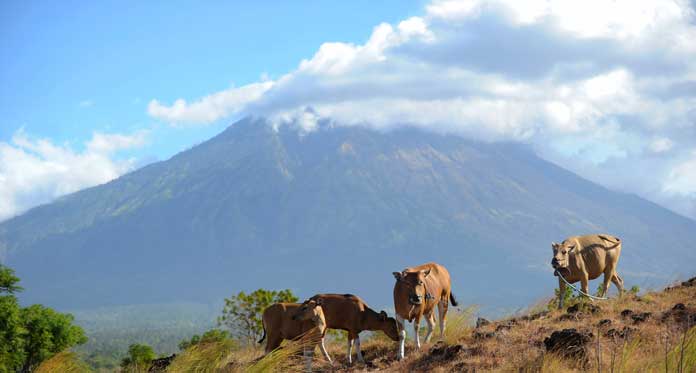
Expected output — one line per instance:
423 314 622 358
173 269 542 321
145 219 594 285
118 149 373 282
422 269 431 278
315 298 323 305
380 311 387 321
393 272 402 280
551 242 558 249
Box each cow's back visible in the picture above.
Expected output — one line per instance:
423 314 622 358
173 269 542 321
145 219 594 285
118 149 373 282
310 294 366 330
263 302 312 340
567 235 622 279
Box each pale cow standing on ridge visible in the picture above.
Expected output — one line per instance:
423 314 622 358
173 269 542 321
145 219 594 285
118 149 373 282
392 262 458 360
551 234 624 309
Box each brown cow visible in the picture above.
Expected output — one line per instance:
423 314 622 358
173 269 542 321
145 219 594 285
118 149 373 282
551 234 624 309
307 294 400 364
258 300 332 364
392 262 458 360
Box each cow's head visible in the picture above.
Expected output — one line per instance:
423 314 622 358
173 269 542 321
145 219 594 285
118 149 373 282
551 241 575 276
378 310 400 341
393 269 431 305
292 298 324 323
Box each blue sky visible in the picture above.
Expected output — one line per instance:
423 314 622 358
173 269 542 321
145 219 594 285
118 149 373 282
1 0 696 221
1 0 423 158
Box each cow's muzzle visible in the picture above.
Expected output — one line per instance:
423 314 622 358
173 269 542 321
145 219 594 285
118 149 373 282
408 294 423 305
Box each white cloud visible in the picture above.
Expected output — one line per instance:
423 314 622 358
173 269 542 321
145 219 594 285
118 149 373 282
649 137 674 153
148 0 696 218
147 81 273 125
0 130 148 221
663 151 696 196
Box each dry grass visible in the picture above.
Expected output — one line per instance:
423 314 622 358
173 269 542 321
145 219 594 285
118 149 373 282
54 279 696 372
246 330 324 373
443 306 477 345
167 339 238 372
282 283 694 372
34 351 91 373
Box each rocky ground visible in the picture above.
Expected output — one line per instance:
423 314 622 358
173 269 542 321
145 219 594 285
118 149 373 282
152 277 696 372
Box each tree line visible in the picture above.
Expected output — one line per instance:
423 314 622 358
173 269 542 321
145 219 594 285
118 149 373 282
0 265 86 372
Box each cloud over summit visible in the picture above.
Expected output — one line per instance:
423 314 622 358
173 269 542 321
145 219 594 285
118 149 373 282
147 0 696 218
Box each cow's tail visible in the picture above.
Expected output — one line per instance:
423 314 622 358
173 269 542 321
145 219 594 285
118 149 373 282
257 323 266 344
449 292 459 307
599 235 621 249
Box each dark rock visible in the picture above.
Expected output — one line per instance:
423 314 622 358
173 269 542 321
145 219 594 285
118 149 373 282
529 311 550 321
631 312 652 324
148 354 176 372
605 326 637 339
681 277 696 287
473 331 496 340
620 309 634 318
544 329 593 362
520 311 550 321
476 317 491 328
558 313 577 321
661 304 696 325
430 342 465 360
496 322 514 332
597 319 612 327
567 303 600 314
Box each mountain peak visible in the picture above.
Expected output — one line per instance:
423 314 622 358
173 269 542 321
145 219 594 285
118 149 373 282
3 118 695 310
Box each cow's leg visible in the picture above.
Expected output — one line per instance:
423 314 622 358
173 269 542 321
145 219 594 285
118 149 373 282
266 333 282 354
558 277 566 310
319 337 332 365
424 313 436 343
396 314 406 360
413 315 422 350
303 346 314 372
438 297 448 340
611 273 624 297
347 337 354 365
580 273 590 300
355 335 364 363
601 268 613 297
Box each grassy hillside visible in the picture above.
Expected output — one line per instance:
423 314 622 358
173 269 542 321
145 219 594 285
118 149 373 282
135 277 696 372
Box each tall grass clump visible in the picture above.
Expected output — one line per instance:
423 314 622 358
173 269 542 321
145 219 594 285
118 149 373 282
443 305 477 345
34 351 91 373
167 339 237 373
246 330 323 373
646 326 696 373
516 352 579 373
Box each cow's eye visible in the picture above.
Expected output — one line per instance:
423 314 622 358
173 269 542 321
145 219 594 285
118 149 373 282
418 281 424 285
562 251 567 254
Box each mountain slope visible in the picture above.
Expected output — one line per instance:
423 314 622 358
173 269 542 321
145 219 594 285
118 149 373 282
2 118 695 310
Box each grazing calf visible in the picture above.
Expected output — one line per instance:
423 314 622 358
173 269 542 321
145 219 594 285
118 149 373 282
306 294 400 364
552 234 624 309
292 299 328 372
258 301 332 364
392 262 458 360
